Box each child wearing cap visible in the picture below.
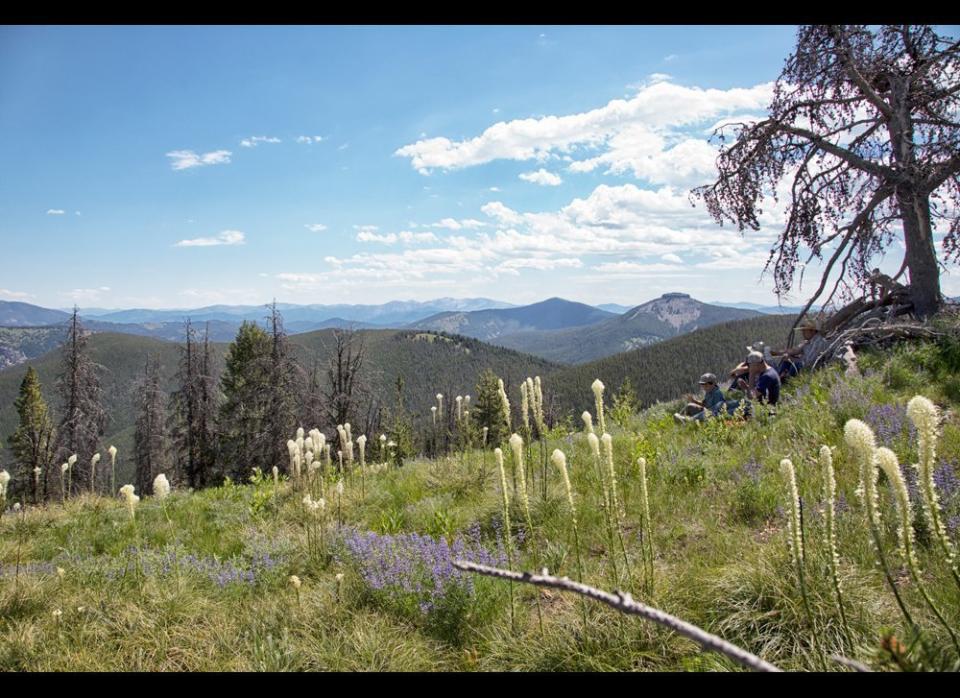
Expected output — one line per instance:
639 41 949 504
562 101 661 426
674 373 727 423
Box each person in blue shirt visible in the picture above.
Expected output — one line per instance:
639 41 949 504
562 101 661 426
674 373 728 423
736 351 781 407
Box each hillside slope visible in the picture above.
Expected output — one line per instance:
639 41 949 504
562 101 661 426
494 293 762 364
410 298 614 341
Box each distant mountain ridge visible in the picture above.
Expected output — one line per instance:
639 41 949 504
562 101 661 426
493 293 762 364
410 298 616 341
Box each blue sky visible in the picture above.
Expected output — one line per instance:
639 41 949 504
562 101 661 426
1 25 957 310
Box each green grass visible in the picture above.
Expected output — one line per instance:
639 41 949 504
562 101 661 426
2 337 960 671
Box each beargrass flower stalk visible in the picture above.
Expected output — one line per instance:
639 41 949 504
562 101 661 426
533 377 545 430
33 467 41 504
582 411 594 435
509 432 544 635
495 447 516 631
636 457 654 593
108 445 117 495
345 422 352 443
337 450 343 476
820 445 853 651
906 396 960 591
0 470 9 508
336 479 344 527
67 454 76 497
603 433 633 589
60 462 68 503
520 382 530 434
431 405 437 425
456 395 463 422
877 447 960 653
497 378 511 432
591 380 606 435
780 457 823 668
379 434 387 463
153 473 170 499
553 448 589 630
436 393 444 420
119 484 140 520
845 419 915 629
588 432 616 584
272 466 279 486
335 572 345 603
90 453 100 493
357 435 367 499
289 574 302 607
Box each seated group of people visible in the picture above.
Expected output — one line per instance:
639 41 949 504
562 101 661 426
674 319 826 424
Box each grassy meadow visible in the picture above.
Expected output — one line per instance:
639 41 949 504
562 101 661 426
2 339 960 672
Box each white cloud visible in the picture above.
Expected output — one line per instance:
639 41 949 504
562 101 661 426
46 209 65 215
240 136 282 147
395 79 773 187
305 223 328 232
166 149 232 170
519 168 563 186
430 218 486 230
661 253 683 264
174 230 246 247
489 186 501 192
75 211 81 216
297 135 324 144
338 143 349 151
664 54 678 62
0 288 33 300
593 261 685 274
353 224 379 232
357 231 398 244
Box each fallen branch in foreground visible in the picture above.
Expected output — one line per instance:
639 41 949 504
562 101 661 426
452 560 782 672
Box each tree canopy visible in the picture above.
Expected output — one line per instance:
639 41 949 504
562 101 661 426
694 25 960 319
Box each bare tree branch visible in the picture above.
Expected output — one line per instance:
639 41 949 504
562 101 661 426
452 560 782 673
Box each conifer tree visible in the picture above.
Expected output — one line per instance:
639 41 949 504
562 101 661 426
8 366 55 503
263 302 301 474
171 320 219 489
475 369 509 447
217 320 272 481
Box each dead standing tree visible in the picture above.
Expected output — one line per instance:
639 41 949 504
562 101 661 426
694 25 960 323
53 308 106 498
322 328 367 444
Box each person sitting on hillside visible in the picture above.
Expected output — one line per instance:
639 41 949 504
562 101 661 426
771 318 829 380
735 351 781 410
674 373 727 423
728 342 773 390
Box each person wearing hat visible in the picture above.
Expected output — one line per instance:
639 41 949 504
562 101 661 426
674 373 727 423
736 351 781 406
772 318 829 380
727 341 772 391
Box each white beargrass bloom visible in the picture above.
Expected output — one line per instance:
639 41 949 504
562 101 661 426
53 609 62 621
587 432 600 460
906 395 956 571
357 435 367 466
591 379 606 435
337 451 343 471
601 433 622 518
780 458 804 566
336 479 344 496
533 376 545 429
876 447 919 571
272 466 279 484
497 378 511 430
431 405 437 424
67 454 77 467
335 572 344 582
552 449 577 526
582 411 594 435
296 427 304 440
108 445 117 459
61 462 69 474
482 426 489 446
456 395 463 422
509 434 530 515
119 484 139 519
153 473 170 499
0 470 9 498
289 574 301 589
34 466 42 477
821 446 843 584
845 419 881 528
380 434 387 443
520 381 530 432
345 423 352 440
13 502 21 513
92 453 101 465
304 436 314 453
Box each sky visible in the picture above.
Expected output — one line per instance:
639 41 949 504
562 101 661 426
1 25 958 310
